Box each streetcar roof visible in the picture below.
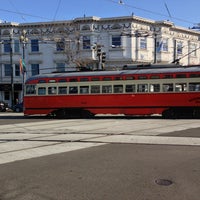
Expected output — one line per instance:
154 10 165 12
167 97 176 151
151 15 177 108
26 65 200 83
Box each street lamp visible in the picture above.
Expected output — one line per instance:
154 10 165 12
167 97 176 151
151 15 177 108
19 30 28 100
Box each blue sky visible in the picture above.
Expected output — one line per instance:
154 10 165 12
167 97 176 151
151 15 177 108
1 0 200 28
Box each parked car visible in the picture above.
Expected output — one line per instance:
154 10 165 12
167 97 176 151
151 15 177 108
13 102 23 112
0 101 8 112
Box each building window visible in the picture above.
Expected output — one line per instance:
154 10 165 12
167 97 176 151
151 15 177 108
4 64 11 76
31 64 39 75
14 40 20 53
162 38 168 51
56 41 65 51
4 40 11 53
4 91 10 101
112 35 121 47
83 36 90 49
15 64 20 76
140 37 147 49
56 63 65 72
190 43 197 56
177 41 183 55
31 39 39 52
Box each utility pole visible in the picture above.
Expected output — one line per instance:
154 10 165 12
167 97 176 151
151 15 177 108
19 30 28 100
9 34 14 109
153 33 157 63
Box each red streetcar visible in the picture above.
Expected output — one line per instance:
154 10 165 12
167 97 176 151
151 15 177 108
24 64 200 118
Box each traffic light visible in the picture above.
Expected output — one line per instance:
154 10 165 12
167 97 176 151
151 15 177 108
102 52 106 63
97 47 101 56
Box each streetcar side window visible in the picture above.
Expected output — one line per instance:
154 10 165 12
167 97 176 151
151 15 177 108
150 75 160 79
138 76 147 80
163 74 173 79
149 84 160 92
38 80 46 83
69 78 78 82
163 83 173 92
91 85 100 94
48 87 57 95
125 76 135 80
80 86 89 94
91 77 100 81
176 74 186 78
58 86 67 94
38 87 46 95
25 85 36 95
137 84 148 92
114 77 123 80
102 85 112 93
58 79 67 82
189 82 200 91
69 86 78 94
103 77 112 81
113 85 123 93
175 83 187 92
125 84 135 93
80 78 89 82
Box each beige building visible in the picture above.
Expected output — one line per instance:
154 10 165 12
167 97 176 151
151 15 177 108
0 15 200 106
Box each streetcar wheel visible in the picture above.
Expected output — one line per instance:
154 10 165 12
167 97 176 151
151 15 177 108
193 108 200 118
81 110 94 119
162 109 176 119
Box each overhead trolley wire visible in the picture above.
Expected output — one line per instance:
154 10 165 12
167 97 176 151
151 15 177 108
0 8 52 21
104 0 196 26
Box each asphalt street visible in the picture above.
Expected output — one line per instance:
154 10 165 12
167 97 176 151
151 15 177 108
0 113 200 200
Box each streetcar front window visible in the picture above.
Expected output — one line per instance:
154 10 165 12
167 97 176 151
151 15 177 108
25 85 36 95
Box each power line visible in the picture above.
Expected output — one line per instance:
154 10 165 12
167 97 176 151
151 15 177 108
53 0 62 21
0 8 52 21
104 0 196 26
8 0 26 22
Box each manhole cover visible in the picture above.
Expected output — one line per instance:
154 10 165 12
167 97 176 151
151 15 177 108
155 179 173 186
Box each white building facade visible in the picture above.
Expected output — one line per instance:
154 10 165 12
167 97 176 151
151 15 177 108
0 15 200 106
